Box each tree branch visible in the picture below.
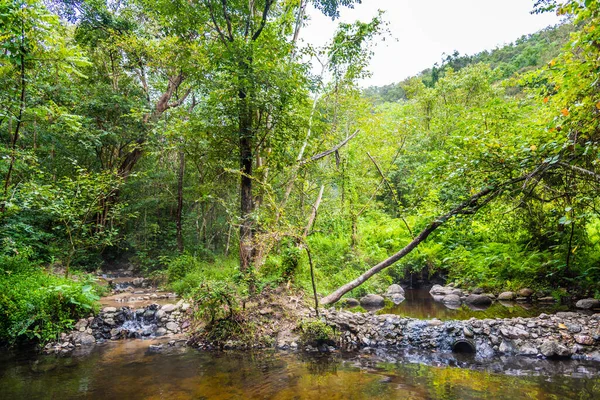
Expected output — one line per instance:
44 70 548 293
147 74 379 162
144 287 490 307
299 130 359 165
251 0 274 41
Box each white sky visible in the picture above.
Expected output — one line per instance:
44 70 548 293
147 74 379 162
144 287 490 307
300 0 562 87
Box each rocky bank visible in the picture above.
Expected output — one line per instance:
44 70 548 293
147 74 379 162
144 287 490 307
322 308 600 360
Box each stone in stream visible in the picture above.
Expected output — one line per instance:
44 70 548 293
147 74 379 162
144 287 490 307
538 296 556 303
430 285 451 296
102 307 117 313
359 294 385 308
385 284 405 297
498 291 515 301
155 328 167 337
517 288 534 298
540 340 572 358
576 299 600 310
442 294 461 304
72 332 96 346
465 294 492 306
389 293 405 305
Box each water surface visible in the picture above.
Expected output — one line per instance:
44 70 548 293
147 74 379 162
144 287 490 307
372 289 570 320
1 340 599 399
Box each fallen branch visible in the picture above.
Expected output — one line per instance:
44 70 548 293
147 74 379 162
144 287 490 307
320 168 545 305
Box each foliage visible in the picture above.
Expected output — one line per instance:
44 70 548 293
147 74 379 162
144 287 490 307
0 243 101 345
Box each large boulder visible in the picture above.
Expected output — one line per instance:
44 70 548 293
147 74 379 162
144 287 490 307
385 284 405 297
576 299 600 309
360 294 385 308
465 294 492 306
498 291 515 301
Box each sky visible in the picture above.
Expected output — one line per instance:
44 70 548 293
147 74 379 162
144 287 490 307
300 0 562 87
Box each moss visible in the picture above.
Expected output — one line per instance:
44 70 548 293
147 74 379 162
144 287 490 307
299 319 337 346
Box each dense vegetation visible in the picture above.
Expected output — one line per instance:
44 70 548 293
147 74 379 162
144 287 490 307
2 0 600 344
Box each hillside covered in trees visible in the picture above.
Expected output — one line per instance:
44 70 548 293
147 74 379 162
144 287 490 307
2 0 600 347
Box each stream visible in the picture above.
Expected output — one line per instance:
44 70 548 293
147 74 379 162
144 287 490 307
2 340 600 399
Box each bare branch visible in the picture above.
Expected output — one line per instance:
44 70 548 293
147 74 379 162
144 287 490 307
300 130 359 165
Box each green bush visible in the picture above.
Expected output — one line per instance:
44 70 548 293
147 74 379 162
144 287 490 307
0 249 101 345
299 319 336 346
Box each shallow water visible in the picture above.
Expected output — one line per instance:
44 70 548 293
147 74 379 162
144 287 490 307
1 340 600 399
372 289 571 320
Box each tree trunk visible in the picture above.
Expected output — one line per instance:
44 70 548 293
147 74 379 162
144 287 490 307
176 147 185 253
238 77 255 274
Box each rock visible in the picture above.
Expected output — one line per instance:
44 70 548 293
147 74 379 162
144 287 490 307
102 307 117 313
181 303 191 312
430 285 451 296
497 291 515 301
72 332 96 346
385 284 405 297
359 294 385 308
442 294 461 304
450 289 463 296
389 293 405 305
518 343 538 356
538 296 555 303
517 288 534 297
499 341 514 354
463 327 474 338
574 335 594 345
166 322 179 332
576 299 600 310
110 328 122 339
161 304 178 313
74 319 89 332
132 278 144 286
465 294 492 306
342 298 360 307
148 344 163 352
471 288 484 295
540 340 572 358
500 326 529 339
515 297 528 302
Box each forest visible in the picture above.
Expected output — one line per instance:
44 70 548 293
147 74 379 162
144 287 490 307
1 0 600 348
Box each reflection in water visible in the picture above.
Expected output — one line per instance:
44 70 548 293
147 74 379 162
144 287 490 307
1 341 600 399
373 289 569 320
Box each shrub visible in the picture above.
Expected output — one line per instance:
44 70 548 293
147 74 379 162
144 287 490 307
0 249 101 345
